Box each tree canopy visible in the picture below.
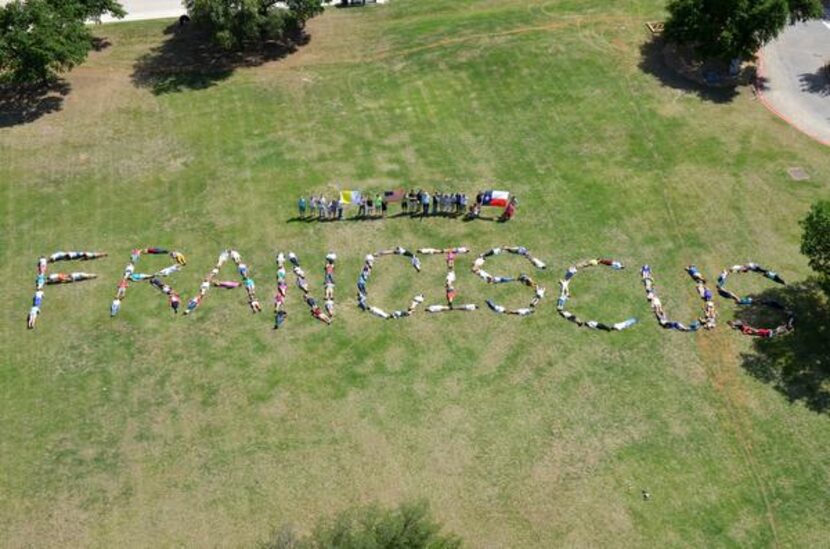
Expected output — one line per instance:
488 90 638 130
801 200 830 296
68 0 126 21
663 0 824 61
0 0 124 83
185 0 324 50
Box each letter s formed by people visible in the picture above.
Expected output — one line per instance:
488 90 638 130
477 246 547 318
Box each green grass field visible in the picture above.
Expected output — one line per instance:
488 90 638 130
2 0 830 545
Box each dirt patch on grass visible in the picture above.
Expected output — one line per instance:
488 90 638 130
696 331 780 545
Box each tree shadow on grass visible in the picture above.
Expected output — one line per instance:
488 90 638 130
734 279 830 414
638 37 739 104
131 23 309 95
0 79 71 128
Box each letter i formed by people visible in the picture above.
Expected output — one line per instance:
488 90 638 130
29 251 107 329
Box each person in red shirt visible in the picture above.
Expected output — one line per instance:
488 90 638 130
729 320 773 338
499 197 517 222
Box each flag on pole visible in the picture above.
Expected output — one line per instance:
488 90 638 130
339 190 362 205
481 190 510 207
383 188 405 203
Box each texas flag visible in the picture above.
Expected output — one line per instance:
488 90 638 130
481 190 510 207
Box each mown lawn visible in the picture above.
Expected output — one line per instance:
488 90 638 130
1 0 829 546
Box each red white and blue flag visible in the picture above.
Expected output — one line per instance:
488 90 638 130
481 190 510 207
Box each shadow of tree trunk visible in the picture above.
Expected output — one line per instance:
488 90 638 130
130 22 310 95
735 279 830 413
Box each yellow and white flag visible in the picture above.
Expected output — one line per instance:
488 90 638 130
339 190 362 205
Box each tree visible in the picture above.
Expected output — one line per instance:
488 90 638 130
801 200 830 296
0 1 89 83
185 0 324 50
66 0 126 21
663 0 824 62
285 0 325 30
787 0 825 21
185 0 280 50
0 0 124 83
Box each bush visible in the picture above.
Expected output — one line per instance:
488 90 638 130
801 200 830 296
260 501 462 549
185 0 322 51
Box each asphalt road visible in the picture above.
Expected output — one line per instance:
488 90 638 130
760 9 830 145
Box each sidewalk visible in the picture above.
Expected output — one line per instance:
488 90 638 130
98 0 184 23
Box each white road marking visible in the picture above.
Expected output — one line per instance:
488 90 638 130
822 20 830 31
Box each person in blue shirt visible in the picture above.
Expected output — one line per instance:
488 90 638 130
298 196 307 218
686 265 706 284
274 310 287 329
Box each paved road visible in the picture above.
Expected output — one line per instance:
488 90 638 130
95 0 383 23
759 9 830 145
0 0 185 21
98 0 184 23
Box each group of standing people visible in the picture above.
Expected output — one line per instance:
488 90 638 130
296 190 517 221
298 195 346 220
401 190 469 217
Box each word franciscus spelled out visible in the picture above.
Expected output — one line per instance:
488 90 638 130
26 247 795 339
